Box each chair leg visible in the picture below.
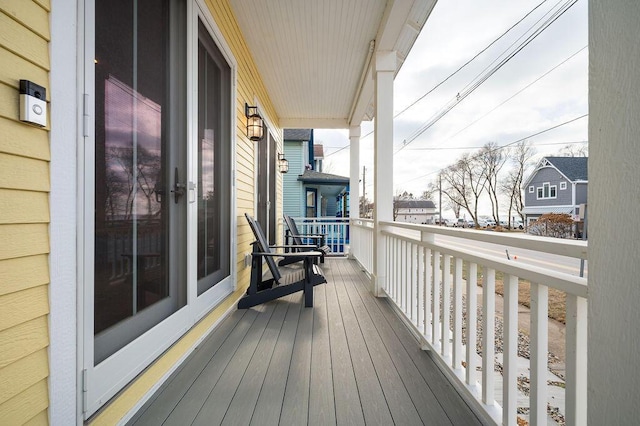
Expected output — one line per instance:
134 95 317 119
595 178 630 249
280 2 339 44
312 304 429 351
304 258 314 307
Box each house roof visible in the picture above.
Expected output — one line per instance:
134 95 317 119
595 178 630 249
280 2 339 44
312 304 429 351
394 200 436 209
523 156 589 189
298 169 349 185
229 0 437 128
314 145 324 158
545 157 588 181
283 129 312 142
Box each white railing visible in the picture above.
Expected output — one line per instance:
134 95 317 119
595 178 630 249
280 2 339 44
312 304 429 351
351 221 588 426
350 218 374 273
290 217 350 255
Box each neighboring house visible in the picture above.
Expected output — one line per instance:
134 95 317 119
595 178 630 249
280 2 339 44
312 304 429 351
283 129 350 218
394 199 437 224
522 156 588 225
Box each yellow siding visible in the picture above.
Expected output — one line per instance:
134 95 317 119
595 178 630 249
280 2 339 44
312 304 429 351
0 189 49 224
0 255 49 296
0 0 51 41
23 409 48 426
0 348 48 405
0 3 50 425
0 224 49 260
0 379 49 425
0 285 49 332
0 316 49 370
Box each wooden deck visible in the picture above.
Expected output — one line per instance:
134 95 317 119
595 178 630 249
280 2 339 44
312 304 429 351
128 258 482 426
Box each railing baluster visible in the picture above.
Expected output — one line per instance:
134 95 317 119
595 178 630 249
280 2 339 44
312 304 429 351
466 262 478 386
432 251 440 348
410 242 415 322
453 257 463 370
482 266 495 406
566 294 587 426
442 254 452 358
424 247 432 338
530 282 548 426
417 245 424 331
503 274 518 425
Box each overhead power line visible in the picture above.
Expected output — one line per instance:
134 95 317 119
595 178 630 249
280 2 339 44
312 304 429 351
326 0 553 159
437 45 587 145
396 0 580 153
397 113 588 185
391 0 550 120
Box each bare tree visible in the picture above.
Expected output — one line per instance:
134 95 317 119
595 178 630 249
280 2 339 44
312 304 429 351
437 153 487 224
420 189 434 200
478 142 508 224
501 140 536 228
559 143 588 157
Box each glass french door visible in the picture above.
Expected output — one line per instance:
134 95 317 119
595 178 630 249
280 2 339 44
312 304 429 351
197 19 231 296
84 0 234 417
92 0 187 365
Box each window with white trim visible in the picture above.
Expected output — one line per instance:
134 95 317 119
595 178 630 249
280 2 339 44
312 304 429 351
536 182 557 199
529 185 534 193
560 181 567 190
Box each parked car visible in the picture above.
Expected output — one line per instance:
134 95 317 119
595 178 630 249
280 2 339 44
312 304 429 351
486 220 497 227
453 218 466 228
466 220 475 228
435 219 450 226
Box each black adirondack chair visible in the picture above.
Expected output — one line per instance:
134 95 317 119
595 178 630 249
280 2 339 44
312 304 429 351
238 214 326 309
280 214 331 266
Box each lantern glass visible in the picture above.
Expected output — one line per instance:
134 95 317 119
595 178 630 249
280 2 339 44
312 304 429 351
278 154 289 173
247 114 263 140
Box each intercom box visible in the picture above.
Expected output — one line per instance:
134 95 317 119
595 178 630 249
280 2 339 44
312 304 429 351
19 80 47 127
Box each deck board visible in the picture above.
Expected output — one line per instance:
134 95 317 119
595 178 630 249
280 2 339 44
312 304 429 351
130 258 482 426
323 264 365 425
250 293 303 425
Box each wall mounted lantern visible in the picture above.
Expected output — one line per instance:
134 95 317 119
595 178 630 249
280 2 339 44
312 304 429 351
278 153 289 173
245 103 264 141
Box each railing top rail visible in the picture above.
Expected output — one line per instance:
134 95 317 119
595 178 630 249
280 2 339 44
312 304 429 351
350 218 374 228
379 220 587 260
382 229 587 298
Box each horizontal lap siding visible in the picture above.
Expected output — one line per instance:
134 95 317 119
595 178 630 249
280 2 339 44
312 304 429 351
206 0 281 286
0 1 51 424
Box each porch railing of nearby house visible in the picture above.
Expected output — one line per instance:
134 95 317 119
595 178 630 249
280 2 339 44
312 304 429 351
289 217 350 255
349 219 588 426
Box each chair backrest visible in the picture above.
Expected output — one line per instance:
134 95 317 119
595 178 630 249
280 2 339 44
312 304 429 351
245 213 281 282
283 214 304 246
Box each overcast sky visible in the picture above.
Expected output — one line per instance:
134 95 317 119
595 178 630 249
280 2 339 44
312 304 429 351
316 0 588 218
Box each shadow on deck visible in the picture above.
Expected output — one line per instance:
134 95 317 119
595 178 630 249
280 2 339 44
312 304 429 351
128 258 482 425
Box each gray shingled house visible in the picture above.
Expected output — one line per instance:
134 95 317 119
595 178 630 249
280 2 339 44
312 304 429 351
522 156 588 225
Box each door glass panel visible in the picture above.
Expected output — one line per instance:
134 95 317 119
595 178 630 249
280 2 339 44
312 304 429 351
197 19 231 295
94 0 186 363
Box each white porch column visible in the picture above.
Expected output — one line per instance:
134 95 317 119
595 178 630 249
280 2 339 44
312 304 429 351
372 50 395 296
349 125 361 219
589 1 640 424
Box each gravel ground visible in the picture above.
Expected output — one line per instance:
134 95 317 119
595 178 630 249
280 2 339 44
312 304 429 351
457 294 566 425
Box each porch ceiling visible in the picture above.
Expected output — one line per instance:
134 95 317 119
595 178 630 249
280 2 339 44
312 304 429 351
229 0 437 129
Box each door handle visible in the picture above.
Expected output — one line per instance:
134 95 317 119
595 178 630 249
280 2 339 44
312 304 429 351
171 167 185 204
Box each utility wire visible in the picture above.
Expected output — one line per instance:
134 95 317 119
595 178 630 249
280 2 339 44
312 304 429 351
406 140 588 151
397 113 588 185
326 0 551 159
429 45 587 146
392 0 550 120
396 0 579 153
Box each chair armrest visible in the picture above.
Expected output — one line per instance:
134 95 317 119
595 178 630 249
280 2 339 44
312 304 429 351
252 251 323 258
294 234 324 239
268 245 318 250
